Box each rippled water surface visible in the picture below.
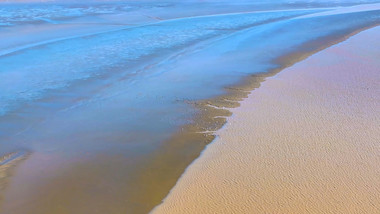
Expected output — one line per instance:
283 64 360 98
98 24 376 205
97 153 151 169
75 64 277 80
0 1 379 213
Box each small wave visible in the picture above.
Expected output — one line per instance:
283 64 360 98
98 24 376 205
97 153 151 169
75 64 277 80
0 150 29 193
0 151 28 166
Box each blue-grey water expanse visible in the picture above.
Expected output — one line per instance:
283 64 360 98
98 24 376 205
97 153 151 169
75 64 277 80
0 1 380 213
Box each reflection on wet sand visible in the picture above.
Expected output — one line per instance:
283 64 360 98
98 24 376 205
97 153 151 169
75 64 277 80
0 2 379 214
0 152 28 205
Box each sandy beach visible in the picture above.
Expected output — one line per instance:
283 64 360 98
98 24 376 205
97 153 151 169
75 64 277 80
1 2 380 213
153 26 380 213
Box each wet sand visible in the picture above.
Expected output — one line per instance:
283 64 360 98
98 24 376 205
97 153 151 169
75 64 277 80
1 3 380 214
153 26 380 213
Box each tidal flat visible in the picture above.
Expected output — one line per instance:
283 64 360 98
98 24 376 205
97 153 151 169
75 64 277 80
0 1 379 213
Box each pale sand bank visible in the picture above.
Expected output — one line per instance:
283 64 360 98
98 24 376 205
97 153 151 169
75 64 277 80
152 26 380 213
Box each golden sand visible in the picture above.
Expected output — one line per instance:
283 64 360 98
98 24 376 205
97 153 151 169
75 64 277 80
152 26 380 214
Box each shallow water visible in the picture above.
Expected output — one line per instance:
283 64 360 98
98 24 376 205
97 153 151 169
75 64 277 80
0 1 380 213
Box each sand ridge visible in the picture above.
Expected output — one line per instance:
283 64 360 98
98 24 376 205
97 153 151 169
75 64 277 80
152 26 380 214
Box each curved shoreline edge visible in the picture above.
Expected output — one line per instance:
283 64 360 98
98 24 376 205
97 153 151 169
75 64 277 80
0 4 379 214
140 13 380 212
148 23 380 213
152 25 380 214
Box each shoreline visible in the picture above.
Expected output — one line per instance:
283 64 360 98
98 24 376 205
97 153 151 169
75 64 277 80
1 4 379 214
139 22 380 214
142 21 380 212
152 26 380 213
2 17 379 214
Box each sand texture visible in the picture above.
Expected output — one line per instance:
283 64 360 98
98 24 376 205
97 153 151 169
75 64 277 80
152 26 380 214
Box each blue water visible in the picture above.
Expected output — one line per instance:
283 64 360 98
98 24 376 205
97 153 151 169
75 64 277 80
0 9 320 117
0 1 379 213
